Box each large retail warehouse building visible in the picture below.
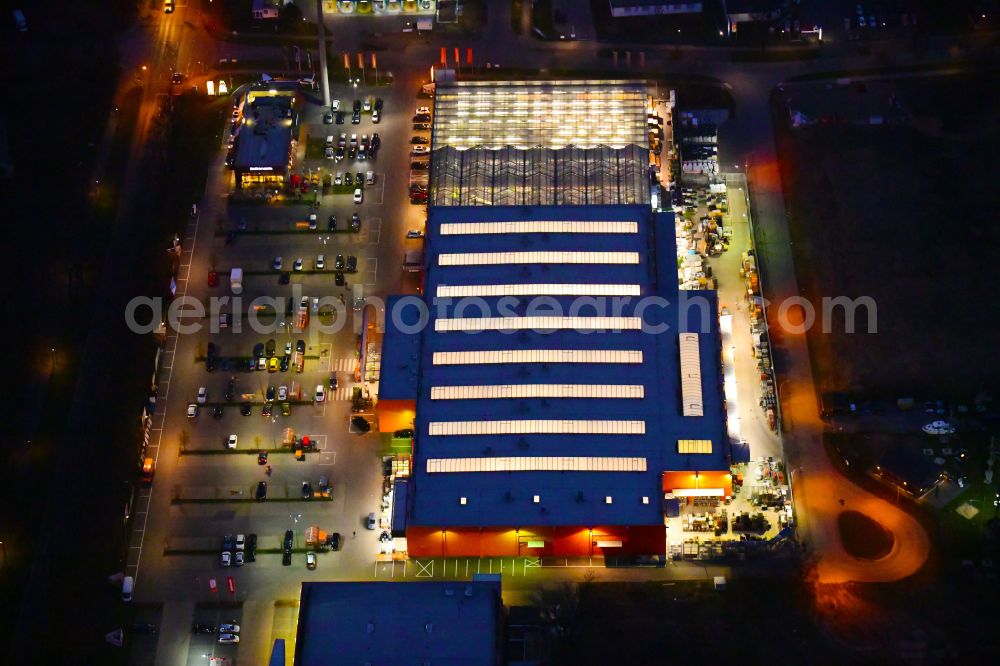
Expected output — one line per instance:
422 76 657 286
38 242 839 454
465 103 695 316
379 80 734 559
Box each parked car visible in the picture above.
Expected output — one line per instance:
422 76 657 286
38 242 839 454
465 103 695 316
186 404 198 418
406 229 425 238
234 551 244 566
256 481 267 500
367 512 377 529
213 405 224 419
353 188 363 204
351 213 361 231
218 633 239 644
330 532 342 550
315 385 326 403
301 481 313 499
306 552 317 569
352 416 372 432
258 451 268 465
272 256 283 270
323 111 333 124
315 254 325 270
221 551 232 567
411 146 430 155
241 402 252 416
346 256 357 272
227 434 238 449
246 533 257 561
219 623 240 634
235 534 245 551
410 136 430 144
293 258 303 272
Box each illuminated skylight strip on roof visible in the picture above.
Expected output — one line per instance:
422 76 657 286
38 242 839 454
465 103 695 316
438 251 639 266
432 350 644 365
427 420 646 436
678 439 713 454
426 456 648 473
679 333 704 417
436 283 641 297
434 316 642 332
430 384 645 400
439 221 638 235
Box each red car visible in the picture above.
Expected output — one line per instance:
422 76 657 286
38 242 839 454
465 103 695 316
208 271 218 287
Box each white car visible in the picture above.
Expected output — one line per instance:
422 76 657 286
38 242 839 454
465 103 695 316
293 258 303 272
331 99 341 111
278 385 288 401
218 633 239 644
235 534 245 551
273 256 283 270
415 106 430 115
363 98 372 111
311 297 320 313
353 188 363 204
372 108 380 123
334 172 343 185
227 434 238 449
284 341 292 356
234 550 244 566
220 551 232 567
325 146 335 160
412 146 429 155
309 213 317 230
186 404 199 418
219 623 241 634
197 387 208 404
306 551 317 569
365 171 375 185
315 385 326 403
316 255 325 270
257 357 266 371
406 229 425 238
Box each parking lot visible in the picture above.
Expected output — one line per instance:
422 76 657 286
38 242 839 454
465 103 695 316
125 77 429 665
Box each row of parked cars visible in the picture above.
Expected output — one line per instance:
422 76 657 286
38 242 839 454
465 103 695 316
220 532 257 567
323 97 384 125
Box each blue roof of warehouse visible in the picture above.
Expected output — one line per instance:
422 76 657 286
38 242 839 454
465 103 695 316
382 204 730 528
294 581 501 666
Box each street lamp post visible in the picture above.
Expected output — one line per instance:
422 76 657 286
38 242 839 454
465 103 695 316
50 348 57 374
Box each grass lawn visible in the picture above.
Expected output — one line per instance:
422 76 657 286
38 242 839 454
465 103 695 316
774 73 1000 398
839 511 894 559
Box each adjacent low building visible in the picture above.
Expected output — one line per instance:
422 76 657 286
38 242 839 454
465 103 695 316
608 0 704 17
292 579 503 665
231 81 300 191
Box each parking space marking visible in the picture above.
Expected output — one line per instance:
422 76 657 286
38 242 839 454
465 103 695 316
128 209 201 580
414 559 434 578
317 343 333 371
367 217 381 245
332 386 353 401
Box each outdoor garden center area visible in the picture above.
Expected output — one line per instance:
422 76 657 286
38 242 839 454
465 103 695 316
429 80 650 206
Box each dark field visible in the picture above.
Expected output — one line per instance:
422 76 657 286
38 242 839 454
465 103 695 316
775 73 1000 399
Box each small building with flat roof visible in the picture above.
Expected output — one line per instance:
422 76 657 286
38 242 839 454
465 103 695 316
232 81 300 190
293 580 503 666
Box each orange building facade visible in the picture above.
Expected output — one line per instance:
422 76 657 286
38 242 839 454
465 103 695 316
406 524 667 558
